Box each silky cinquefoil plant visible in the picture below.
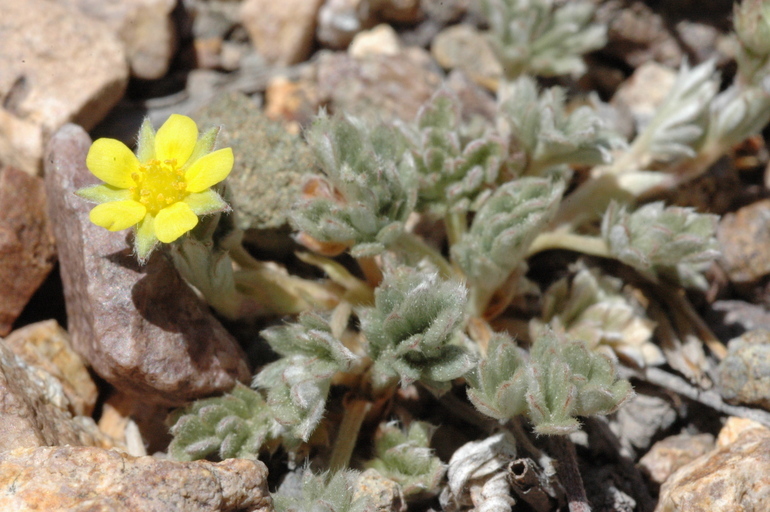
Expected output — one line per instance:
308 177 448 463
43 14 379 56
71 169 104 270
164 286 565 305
156 1 770 508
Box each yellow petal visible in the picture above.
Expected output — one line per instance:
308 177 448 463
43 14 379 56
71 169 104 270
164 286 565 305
134 213 158 263
76 184 132 204
155 114 198 165
89 200 146 231
86 139 139 188
183 189 228 216
154 202 199 243
184 148 233 193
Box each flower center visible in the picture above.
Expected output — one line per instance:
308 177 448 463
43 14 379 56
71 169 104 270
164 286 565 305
130 159 187 215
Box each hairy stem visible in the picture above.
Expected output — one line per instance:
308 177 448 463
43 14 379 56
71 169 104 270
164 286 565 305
329 396 371 471
392 231 456 279
527 232 610 259
550 436 591 512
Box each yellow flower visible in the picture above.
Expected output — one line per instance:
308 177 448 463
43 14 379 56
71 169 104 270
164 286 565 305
76 114 233 262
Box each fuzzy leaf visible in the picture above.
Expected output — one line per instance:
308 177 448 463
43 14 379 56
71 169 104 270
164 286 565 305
292 112 417 257
601 201 720 289
361 266 475 393
255 312 359 441
497 77 625 174
451 177 564 289
168 383 273 461
480 0 607 78
467 333 529 420
273 470 370 512
365 422 446 497
401 89 507 213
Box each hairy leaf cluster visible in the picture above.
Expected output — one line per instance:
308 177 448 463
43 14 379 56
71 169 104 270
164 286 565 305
255 312 359 441
451 177 564 289
167 383 273 461
602 201 720 289
360 266 475 393
468 331 633 435
292 112 417 257
497 76 625 175
480 0 607 78
365 421 446 497
401 89 507 214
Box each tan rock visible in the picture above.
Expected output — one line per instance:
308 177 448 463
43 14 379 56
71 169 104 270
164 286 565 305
0 0 128 175
54 0 177 79
0 446 273 512
4 320 96 417
0 339 114 452
349 24 401 59
0 167 56 335
655 423 770 512
354 469 407 512
612 62 677 131
431 24 503 92
637 433 715 485
718 199 770 283
44 124 250 406
240 0 324 65
716 417 767 448
315 47 443 123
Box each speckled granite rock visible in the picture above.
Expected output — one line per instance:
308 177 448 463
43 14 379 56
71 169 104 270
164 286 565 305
240 0 324 65
44 123 250 406
718 199 770 283
0 446 273 512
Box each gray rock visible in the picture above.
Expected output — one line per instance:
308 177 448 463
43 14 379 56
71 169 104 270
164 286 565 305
44 124 250 406
718 329 770 409
0 446 273 512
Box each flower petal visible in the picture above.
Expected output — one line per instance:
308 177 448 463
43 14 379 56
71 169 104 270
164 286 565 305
182 127 220 170
184 148 233 193
76 184 132 204
89 200 146 231
183 189 228 216
154 202 199 243
134 213 158 263
155 114 198 165
86 138 139 188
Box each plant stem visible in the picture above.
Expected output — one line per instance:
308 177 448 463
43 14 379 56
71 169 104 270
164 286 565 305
445 211 467 247
392 231 456 280
329 396 371 472
526 232 611 259
550 436 591 512
356 255 383 288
